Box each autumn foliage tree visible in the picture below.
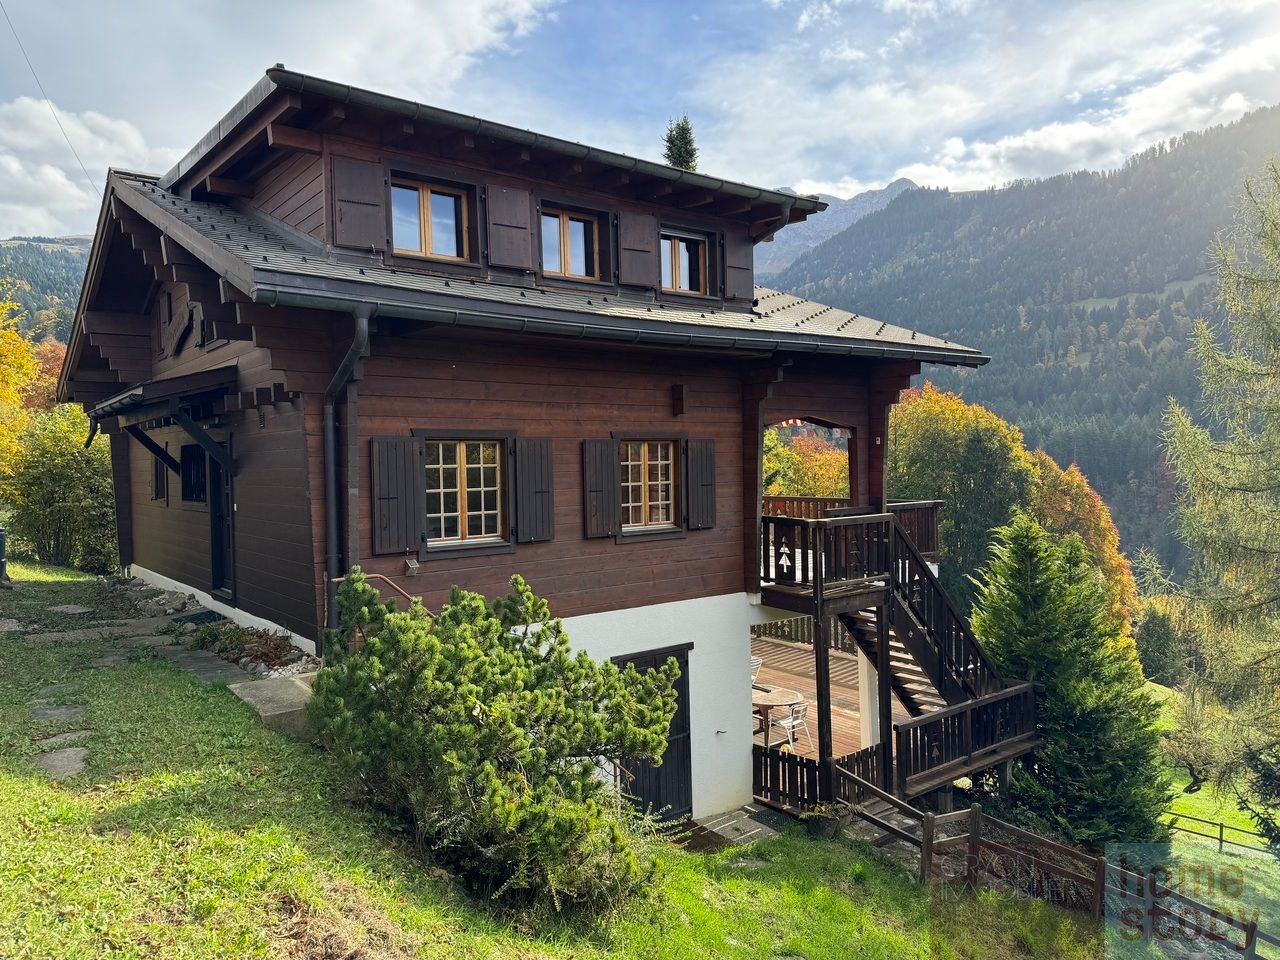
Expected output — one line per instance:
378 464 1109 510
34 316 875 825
1030 450 1139 634
888 384 1036 610
0 287 39 466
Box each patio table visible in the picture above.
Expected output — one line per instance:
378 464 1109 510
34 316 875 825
751 684 805 749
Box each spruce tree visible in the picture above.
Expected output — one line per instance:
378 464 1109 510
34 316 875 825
970 514 1171 845
663 115 698 171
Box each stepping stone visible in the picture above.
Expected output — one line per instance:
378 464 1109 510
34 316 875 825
118 635 173 648
49 605 94 615
35 747 88 779
32 704 85 723
229 675 314 739
91 651 131 668
0 618 26 632
35 681 81 700
33 730 91 748
156 646 251 684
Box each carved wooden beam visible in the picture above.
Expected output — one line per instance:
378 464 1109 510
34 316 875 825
125 424 181 474
202 175 254 198
266 123 323 155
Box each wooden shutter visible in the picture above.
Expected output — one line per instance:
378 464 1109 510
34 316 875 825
332 156 387 251
582 438 620 538
723 229 754 301
485 185 533 269
515 438 555 543
371 437 425 555
685 439 716 530
618 211 659 287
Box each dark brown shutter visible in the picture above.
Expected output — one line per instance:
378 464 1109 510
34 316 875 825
618 211 659 287
371 437 425 555
515 437 555 543
485 185 533 269
723 229 754 301
685 439 716 530
582 439 620 538
332 156 387 251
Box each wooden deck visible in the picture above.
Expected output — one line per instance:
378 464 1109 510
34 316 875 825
751 636 914 760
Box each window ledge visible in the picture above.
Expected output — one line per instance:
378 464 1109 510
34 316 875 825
616 525 688 545
422 539 516 560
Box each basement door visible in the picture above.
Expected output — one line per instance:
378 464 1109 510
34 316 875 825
616 643 693 821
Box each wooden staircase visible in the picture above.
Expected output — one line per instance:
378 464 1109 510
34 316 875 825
838 612 947 716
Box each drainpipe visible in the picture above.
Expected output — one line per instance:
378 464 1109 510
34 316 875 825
752 198 795 243
324 305 373 629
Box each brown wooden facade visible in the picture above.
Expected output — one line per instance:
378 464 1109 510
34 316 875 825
58 68 983 653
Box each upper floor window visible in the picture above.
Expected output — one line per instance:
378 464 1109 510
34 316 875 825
541 208 600 279
391 180 470 261
660 230 707 294
620 440 677 529
424 439 504 542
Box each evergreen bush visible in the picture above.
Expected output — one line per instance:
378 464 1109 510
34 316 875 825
970 514 1171 845
309 569 680 914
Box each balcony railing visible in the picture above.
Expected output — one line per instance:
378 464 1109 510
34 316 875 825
762 496 941 561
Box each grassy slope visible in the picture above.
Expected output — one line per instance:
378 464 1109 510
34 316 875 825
0 562 1100 959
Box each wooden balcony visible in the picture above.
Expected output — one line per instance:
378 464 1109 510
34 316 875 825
762 496 941 561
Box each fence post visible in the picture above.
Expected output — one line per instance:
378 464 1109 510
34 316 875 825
967 803 982 890
0 527 8 583
1092 856 1106 920
920 812 935 886
1219 821 1225 854
1244 920 1258 959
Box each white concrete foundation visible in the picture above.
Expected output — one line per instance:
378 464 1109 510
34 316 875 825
564 592 783 820
128 564 316 655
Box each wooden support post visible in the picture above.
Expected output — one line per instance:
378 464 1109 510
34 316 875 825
815 612 835 801
1091 856 1106 920
124 424 180 474
920 812 935 886
996 758 1012 793
876 601 894 791
1244 920 1259 959
1218 820 1225 854
966 803 982 890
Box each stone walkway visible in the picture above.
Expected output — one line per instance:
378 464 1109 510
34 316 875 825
24 585 263 782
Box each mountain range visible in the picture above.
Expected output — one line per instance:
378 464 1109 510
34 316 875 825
774 103 1280 575
756 178 917 277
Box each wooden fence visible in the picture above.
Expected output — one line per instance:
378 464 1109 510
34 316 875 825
752 743 822 811
1166 810 1273 853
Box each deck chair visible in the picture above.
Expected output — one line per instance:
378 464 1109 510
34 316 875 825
750 655 763 684
772 701 814 751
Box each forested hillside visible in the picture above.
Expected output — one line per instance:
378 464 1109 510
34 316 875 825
0 237 91 342
775 105 1280 574
756 178 916 277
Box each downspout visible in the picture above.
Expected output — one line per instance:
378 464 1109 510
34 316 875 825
324 305 373 629
752 198 795 243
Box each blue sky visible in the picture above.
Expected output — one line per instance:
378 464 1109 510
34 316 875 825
1 0 1279 235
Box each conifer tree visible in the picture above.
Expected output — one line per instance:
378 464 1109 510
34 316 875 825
1165 160 1280 837
970 514 1170 845
663 115 698 171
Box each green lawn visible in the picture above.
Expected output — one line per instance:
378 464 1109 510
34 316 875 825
0 562 1101 959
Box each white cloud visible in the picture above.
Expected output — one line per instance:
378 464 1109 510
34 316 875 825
697 0 1280 196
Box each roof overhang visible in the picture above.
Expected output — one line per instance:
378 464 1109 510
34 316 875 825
90 365 238 419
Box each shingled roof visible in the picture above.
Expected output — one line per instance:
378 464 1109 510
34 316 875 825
107 170 987 367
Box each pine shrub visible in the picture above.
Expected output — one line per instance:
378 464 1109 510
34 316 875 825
309 569 680 914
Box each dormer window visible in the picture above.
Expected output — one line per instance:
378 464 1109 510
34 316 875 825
660 230 708 294
541 208 600 279
391 180 470 261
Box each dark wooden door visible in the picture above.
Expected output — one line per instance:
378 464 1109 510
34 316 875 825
617 644 692 821
208 443 234 598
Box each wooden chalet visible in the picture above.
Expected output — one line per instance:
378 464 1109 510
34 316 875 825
58 66 1035 821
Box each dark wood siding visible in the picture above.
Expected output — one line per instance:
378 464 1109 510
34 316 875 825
515 437 555 543
485 185 534 270
251 152 325 241
331 156 387 251
353 331 747 618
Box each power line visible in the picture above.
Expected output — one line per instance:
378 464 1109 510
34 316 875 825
0 0 99 196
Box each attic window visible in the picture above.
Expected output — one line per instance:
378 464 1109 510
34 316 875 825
540 208 600 279
391 180 470 261
660 230 707 294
